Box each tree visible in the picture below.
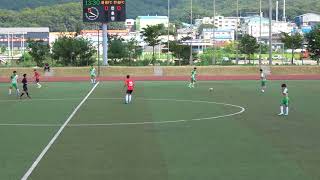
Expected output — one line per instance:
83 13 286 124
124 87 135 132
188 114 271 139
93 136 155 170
51 36 96 66
141 24 164 65
167 40 193 65
0 1 319 33
126 38 143 65
306 25 320 65
239 34 259 64
108 36 128 64
27 40 50 66
280 32 304 64
0 45 6 54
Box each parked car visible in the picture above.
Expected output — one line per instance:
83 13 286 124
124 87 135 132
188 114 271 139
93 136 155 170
222 57 230 61
272 55 283 60
0 58 7 64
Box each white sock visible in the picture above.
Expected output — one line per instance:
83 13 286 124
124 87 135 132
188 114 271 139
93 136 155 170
125 94 129 103
93 79 96 84
129 95 132 103
285 107 289 115
16 89 20 96
280 106 284 114
9 89 12 95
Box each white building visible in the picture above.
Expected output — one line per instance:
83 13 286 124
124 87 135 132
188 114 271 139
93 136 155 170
125 19 135 32
0 27 49 49
135 16 169 31
202 28 235 42
241 16 293 39
200 16 240 30
176 28 196 40
294 13 320 27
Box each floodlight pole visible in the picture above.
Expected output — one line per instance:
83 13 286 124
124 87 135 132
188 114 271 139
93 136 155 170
167 0 170 63
102 23 109 66
268 0 272 65
7 32 10 61
236 0 239 64
212 0 216 65
259 0 262 65
98 25 101 76
189 0 193 65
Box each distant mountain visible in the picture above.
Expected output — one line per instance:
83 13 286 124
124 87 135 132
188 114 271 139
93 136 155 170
0 0 319 19
0 0 76 10
0 0 319 32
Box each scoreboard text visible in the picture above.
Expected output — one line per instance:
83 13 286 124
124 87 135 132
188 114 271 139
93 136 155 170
83 0 126 23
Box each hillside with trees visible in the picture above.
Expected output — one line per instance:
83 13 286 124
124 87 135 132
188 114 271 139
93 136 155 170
0 0 319 31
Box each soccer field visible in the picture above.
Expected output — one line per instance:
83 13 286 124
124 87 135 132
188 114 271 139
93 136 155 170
1 80 320 180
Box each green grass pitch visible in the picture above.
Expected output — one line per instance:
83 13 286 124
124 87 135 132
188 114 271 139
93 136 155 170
0 80 320 180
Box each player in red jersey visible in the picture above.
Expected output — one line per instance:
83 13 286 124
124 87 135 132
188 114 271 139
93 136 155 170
34 69 42 88
124 75 134 104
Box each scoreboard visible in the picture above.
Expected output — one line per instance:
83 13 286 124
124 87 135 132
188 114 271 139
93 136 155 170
83 0 126 23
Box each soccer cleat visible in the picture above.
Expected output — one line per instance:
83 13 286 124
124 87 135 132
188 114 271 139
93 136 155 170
284 114 288 116
278 113 284 116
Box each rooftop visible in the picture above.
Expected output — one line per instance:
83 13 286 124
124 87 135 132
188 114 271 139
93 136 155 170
137 16 168 20
0 27 49 33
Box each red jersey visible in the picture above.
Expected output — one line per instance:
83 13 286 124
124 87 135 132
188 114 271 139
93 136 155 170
34 72 40 79
125 79 134 90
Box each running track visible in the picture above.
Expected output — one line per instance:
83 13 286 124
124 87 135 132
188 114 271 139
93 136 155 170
1 75 320 82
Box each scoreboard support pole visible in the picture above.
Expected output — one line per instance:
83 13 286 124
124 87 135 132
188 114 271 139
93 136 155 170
102 23 108 66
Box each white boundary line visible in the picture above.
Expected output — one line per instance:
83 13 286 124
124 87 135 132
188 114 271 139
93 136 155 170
0 98 81 102
21 82 100 180
1 98 245 128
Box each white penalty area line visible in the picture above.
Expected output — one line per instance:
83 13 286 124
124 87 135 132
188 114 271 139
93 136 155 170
21 82 100 180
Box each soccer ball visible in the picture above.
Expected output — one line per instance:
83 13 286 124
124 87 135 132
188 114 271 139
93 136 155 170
209 88 214 92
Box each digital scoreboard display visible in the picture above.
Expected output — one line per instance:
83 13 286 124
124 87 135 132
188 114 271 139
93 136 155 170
83 0 126 23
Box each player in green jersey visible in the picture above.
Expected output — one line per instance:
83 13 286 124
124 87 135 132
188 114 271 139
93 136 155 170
278 83 289 116
90 65 97 84
9 71 20 96
188 67 197 88
260 69 267 93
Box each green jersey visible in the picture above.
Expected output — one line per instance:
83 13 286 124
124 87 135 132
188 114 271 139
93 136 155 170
90 67 96 76
191 70 197 79
260 72 266 81
11 74 18 84
282 88 288 97
281 87 289 105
